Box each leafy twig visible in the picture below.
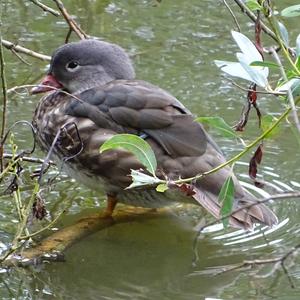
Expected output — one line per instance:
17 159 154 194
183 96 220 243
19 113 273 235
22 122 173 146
172 96 299 185
12 181 40 245
18 205 67 240
266 12 298 73
227 78 285 95
270 47 300 133
233 0 278 43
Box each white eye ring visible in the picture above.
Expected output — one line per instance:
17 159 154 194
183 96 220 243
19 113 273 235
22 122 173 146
66 61 80 72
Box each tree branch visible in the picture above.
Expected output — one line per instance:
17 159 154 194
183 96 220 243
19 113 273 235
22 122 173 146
172 96 299 185
0 35 8 172
29 0 60 16
223 0 241 32
3 153 55 165
215 243 300 288
233 0 278 43
53 0 88 41
1 39 50 61
1 206 175 267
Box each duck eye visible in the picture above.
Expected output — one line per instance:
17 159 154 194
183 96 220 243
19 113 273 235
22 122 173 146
66 61 79 71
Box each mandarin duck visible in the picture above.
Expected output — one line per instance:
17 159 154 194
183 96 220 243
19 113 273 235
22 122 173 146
32 39 277 229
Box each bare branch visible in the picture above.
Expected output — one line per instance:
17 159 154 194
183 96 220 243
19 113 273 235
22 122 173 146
1 206 175 267
216 242 300 288
1 39 50 61
29 0 60 16
53 0 88 40
10 48 31 65
0 36 8 172
3 153 54 165
223 0 241 32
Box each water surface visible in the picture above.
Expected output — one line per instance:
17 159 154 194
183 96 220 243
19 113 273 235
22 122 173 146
1 0 300 299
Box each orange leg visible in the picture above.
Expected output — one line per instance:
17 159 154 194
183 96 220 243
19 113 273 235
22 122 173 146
104 195 118 217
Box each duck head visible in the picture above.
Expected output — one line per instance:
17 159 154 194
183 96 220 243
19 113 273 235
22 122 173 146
31 39 135 94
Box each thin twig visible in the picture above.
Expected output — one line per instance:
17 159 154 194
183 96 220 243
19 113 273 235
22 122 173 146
7 86 84 110
0 35 8 172
0 157 22 181
193 192 300 263
36 121 83 186
18 206 67 240
12 182 40 245
233 0 278 43
216 242 300 288
0 242 25 264
173 95 300 185
1 39 50 61
196 192 300 236
223 0 241 32
271 47 300 134
3 153 55 165
10 49 31 65
227 78 286 96
52 0 88 40
266 10 298 71
29 0 60 16
193 191 300 287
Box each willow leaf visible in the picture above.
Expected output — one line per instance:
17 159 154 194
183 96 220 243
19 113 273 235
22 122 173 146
100 134 157 175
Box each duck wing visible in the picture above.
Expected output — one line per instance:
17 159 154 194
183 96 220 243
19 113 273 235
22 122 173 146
65 80 210 158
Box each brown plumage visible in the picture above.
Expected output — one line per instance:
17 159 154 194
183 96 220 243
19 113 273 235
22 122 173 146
32 39 278 229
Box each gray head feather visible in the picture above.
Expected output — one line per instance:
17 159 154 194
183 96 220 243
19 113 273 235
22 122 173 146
49 39 135 93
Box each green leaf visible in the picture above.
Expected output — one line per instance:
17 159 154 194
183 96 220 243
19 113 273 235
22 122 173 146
250 61 279 68
127 170 162 189
261 115 280 139
278 22 289 47
296 35 300 57
238 57 269 87
100 134 157 175
245 0 262 11
281 4 300 18
215 60 254 82
156 183 168 193
296 56 300 71
290 79 300 98
196 117 238 138
277 78 300 99
218 176 235 228
215 31 269 88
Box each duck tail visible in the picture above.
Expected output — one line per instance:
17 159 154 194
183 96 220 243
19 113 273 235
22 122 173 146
192 188 278 230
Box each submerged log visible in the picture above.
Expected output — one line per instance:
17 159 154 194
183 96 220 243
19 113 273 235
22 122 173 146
2 206 178 267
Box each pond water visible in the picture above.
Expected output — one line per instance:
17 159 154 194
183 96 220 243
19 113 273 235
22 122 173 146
1 0 300 299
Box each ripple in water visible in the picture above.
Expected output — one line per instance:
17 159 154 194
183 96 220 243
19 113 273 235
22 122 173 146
200 163 295 251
